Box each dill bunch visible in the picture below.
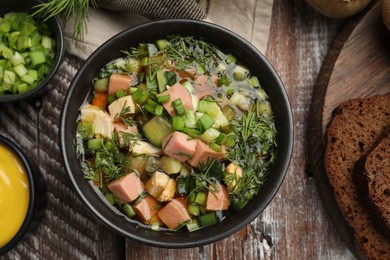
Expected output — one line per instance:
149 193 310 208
32 0 97 41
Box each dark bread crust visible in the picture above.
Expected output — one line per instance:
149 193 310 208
354 131 390 239
325 93 390 259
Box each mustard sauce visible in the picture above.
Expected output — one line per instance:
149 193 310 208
0 143 30 247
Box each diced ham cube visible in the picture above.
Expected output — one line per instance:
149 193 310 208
162 131 197 162
157 197 191 229
205 183 229 211
187 139 225 167
107 172 145 203
158 83 193 116
114 122 139 147
108 74 132 95
133 195 160 224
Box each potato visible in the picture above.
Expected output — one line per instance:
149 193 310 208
305 0 372 19
383 0 390 31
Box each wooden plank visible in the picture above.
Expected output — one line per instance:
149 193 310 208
308 2 390 258
0 54 125 259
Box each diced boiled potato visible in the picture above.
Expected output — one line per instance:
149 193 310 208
224 162 243 192
158 178 177 202
108 95 136 120
146 171 170 199
131 140 162 156
80 104 113 139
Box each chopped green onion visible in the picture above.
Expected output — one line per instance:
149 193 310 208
172 98 182 107
172 116 185 131
200 128 220 144
29 51 46 66
147 98 158 108
122 203 136 218
196 114 214 132
182 127 201 138
215 133 226 145
156 39 170 50
41 36 53 49
94 78 109 92
132 86 149 104
144 104 155 114
107 95 116 104
116 89 126 98
188 203 200 216
199 212 219 227
14 64 27 77
197 100 208 113
195 191 207 205
186 219 200 232
17 83 29 94
157 94 170 103
104 193 116 205
129 87 137 94
184 110 196 128
154 105 163 116
225 54 236 64
209 142 222 152
10 51 24 66
87 138 103 150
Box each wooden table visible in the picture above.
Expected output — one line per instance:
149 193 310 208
1 1 357 259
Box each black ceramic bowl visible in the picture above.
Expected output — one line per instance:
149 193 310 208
60 19 293 248
0 0 64 102
0 134 40 255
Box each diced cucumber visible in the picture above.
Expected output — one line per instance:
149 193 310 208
232 65 249 81
160 156 182 174
142 116 173 147
157 70 167 93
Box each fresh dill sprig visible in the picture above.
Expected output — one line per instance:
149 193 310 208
227 102 277 206
32 0 97 41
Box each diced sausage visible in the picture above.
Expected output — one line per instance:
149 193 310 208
158 83 193 116
146 171 170 199
205 183 229 211
133 195 160 224
157 197 191 229
187 139 225 167
108 74 132 95
107 172 145 203
162 131 197 162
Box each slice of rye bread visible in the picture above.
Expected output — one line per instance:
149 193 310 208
354 130 390 238
325 93 390 259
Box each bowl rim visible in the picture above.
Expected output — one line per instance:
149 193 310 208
60 18 293 248
0 0 65 102
0 134 37 255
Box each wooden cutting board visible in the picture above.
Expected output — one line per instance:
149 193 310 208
308 1 390 258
